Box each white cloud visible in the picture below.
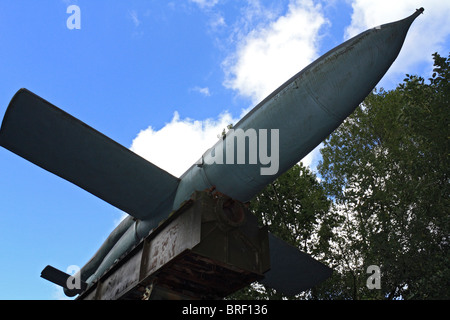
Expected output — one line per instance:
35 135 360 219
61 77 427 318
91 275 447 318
128 10 141 27
191 86 211 96
130 108 318 178
209 13 227 31
130 1 330 175
222 0 328 104
130 111 236 177
345 0 450 85
190 0 219 10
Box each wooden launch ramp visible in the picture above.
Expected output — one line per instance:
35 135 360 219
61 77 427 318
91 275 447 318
77 191 270 300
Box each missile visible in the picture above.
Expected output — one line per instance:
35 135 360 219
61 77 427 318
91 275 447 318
0 8 423 297
176 7 425 207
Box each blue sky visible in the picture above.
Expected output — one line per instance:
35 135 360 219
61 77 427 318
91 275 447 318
0 0 448 300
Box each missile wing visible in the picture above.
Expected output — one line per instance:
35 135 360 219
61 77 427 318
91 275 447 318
0 8 423 298
0 89 180 222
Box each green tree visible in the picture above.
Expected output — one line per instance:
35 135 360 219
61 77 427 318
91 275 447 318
230 162 331 299
231 53 448 300
317 52 449 299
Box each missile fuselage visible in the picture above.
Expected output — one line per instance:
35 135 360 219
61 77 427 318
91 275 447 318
175 9 422 208
82 9 423 287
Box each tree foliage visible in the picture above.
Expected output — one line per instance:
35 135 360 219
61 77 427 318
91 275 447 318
229 163 331 299
232 52 448 300
317 52 449 299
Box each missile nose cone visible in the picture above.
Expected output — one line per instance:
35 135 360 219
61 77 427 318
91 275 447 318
412 7 424 20
391 7 424 32
304 7 424 122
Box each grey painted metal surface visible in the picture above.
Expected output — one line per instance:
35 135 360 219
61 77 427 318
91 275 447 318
173 8 424 209
0 9 423 297
0 90 180 222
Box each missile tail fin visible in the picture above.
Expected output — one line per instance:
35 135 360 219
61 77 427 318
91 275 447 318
261 233 332 296
40 265 87 297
